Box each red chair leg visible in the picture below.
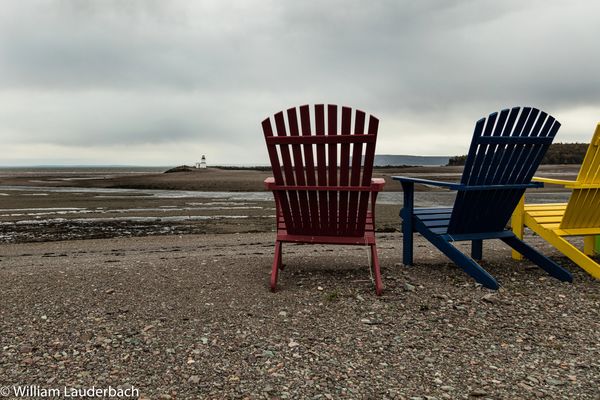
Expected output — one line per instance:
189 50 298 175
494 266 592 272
370 244 383 296
278 242 284 270
270 241 282 292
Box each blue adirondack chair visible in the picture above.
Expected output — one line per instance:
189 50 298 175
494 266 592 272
393 107 573 289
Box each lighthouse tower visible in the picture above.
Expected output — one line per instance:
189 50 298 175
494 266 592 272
200 155 207 169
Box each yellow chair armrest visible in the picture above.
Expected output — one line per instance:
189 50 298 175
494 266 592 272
532 176 577 186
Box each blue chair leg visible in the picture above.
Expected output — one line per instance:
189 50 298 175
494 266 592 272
502 235 573 282
415 221 499 289
472 239 483 261
401 182 415 266
401 211 414 265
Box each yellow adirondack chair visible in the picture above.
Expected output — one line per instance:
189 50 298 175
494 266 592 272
512 123 600 279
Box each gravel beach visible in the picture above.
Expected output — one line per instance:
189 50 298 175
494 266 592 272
1 232 598 399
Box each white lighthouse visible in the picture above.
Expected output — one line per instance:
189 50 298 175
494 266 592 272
199 155 207 169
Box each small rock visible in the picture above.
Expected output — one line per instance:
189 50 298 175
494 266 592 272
278 311 287 317
518 382 532 391
262 350 275 358
317 286 324 291
404 283 416 292
288 340 299 348
188 375 200 384
105 288 115 294
469 388 487 397
482 294 496 304
441 386 454 392
19 344 33 353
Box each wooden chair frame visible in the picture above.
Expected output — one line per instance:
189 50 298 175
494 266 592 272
262 104 385 295
512 123 600 279
394 107 573 289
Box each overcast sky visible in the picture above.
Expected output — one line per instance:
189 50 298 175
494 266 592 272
1 0 599 166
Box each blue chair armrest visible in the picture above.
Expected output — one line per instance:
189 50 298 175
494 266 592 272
392 176 544 191
392 176 462 190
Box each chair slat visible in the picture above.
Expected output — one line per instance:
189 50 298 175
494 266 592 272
265 134 376 145
357 116 379 233
287 107 310 232
274 112 302 231
348 110 366 234
327 105 338 234
339 106 352 232
263 118 295 231
300 105 319 233
315 104 328 232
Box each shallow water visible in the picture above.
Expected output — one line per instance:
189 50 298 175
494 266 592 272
0 185 572 206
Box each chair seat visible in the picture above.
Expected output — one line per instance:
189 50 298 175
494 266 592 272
523 202 600 236
413 207 453 235
276 211 375 245
413 207 513 240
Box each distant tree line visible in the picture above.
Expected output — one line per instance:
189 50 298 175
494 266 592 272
447 142 589 166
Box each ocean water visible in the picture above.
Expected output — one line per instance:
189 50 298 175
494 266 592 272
0 166 168 175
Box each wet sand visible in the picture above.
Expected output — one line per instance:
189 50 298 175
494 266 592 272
0 165 578 243
0 165 582 192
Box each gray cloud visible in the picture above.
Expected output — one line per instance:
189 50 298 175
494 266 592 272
0 0 599 165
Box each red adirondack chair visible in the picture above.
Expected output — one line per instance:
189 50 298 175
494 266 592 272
262 104 385 295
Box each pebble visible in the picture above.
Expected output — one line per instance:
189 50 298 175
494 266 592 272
482 294 496 304
19 344 33 353
262 350 275 358
404 282 416 291
469 388 488 397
